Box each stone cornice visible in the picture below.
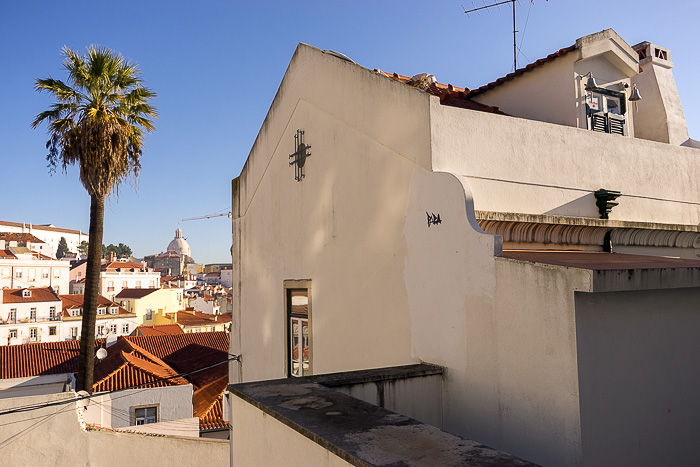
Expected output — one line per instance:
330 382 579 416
475 211 700 248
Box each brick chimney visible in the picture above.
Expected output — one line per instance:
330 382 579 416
109 252 115 262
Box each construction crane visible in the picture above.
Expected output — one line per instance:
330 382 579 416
182 212 232 222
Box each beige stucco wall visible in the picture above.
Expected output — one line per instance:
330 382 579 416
430 100 700 224
232 44 434 383
0 393 228 466
231 395 352 467
575 288 700 466
231 43 700 466
631 53 690 145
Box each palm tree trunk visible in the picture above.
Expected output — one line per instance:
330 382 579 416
76 194 105 393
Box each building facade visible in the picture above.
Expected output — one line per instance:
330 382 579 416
229 31 700 466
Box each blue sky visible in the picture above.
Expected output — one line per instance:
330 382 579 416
1 1 697 265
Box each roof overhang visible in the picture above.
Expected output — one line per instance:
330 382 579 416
576 28 639 78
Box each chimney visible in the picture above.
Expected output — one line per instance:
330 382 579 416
109 252 115 262
631 42 690 145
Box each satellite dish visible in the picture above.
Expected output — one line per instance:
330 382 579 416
105 334 118 348
96 347 108 360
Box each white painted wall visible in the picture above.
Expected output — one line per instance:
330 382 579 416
0 392 228 466
0 258 69 293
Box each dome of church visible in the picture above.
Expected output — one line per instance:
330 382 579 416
167 227 191 258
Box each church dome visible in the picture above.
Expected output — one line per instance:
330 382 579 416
167 227 191 258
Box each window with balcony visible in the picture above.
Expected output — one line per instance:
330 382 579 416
9 309 16 323
49 307 56 321
30 308 37 322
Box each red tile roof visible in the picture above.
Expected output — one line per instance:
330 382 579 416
135 324 185 336
2 287 60 303
380 71 506 115
0 250 16 259
59 294 130 317
466 44 577 98
0 332 230 430
102 262 150 271
0 232 45 243
0 221 87 236
115 288 159 299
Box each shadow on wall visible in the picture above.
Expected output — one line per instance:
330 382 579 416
544 193 599 218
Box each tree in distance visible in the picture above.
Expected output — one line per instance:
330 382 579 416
32 46 157 392
56 236 70 259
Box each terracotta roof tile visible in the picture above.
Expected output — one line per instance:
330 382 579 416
0 221 87 236
2 287 60 304
135 324 185 336
0 232 45 243
115 288 159 300
379 71 506 115
466 44 577 98
102 262 149 271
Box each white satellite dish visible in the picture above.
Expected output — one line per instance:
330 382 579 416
96 347 108 360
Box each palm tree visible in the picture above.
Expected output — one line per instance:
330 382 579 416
32 46 156 392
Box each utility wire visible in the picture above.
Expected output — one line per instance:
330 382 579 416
0 353 240 417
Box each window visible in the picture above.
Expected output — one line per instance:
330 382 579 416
23 289 31 298
145 309 153 320
122 323 129 334
49 306 56 320
29 328 38 341
15 269 22 279
285 281 311 377
54 286 59 294
70 327 78 339
28 268 36 282
97 307 106 315
71 308 81 317
132 405 158 426
30 308 37 322
53 269 60 279
96 325 105 336
49 326 57 336
587 89 626 136
107 281 114 292
136 281 141 288
9 309 16 323
110 324 117 334
149 281 156 288
9 329 17 338
1 268 9 278
122 281 128 289
41 268 49 279
109 306 118 315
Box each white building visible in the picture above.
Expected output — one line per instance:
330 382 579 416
0 287 61 346
60 294 136 340
229 31 700 466
71 260 160 301
0 248 69 294
0 221 88 259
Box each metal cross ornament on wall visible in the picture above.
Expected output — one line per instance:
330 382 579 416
289 129 312 181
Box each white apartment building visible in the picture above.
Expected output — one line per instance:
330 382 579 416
0 248 70 294
0 288 62 346
71 260 160 301
60 294 136 341
0 221 88 259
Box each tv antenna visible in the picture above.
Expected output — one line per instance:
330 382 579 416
463 0 543 72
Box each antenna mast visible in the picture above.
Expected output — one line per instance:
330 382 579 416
464 0 539 72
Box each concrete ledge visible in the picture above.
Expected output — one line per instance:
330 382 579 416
229 369 539 467
306 363 443 388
